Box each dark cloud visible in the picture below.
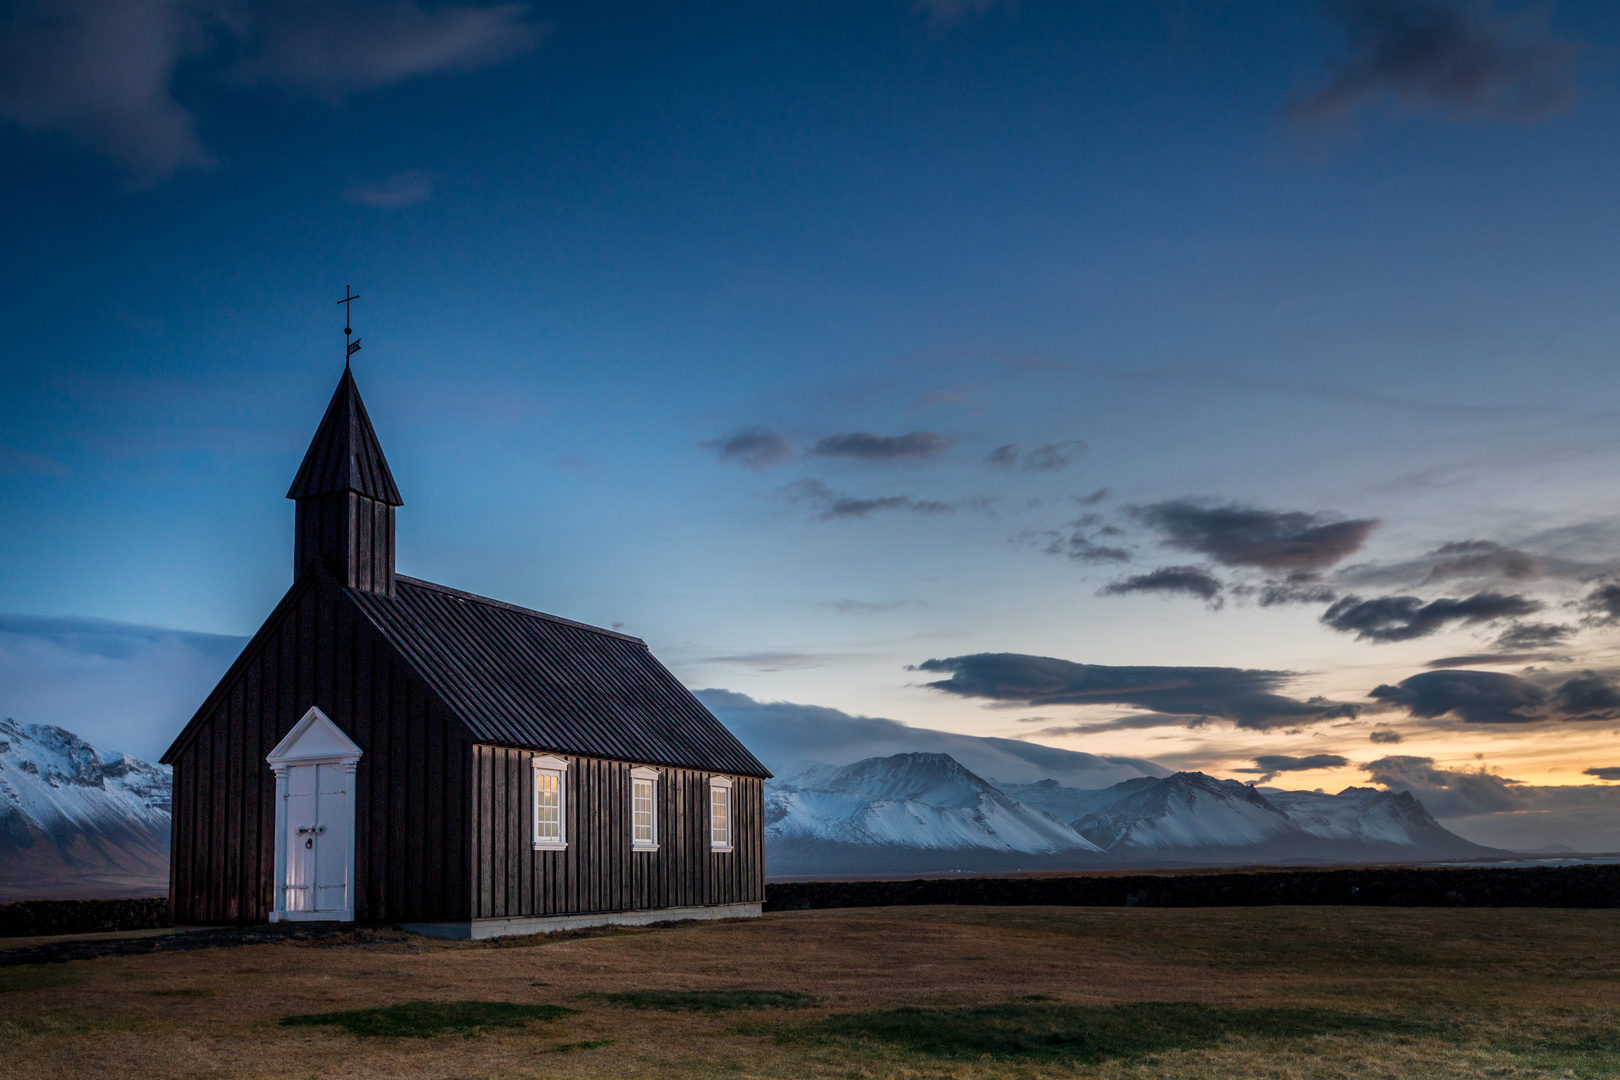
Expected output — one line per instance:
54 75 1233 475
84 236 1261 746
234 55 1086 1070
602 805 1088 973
1368 728 1404 744
1370 668 1620 724
1017 712 1208 737
1584 768 1620 782
1321 590 1540 642
1552 672 1620 718
778 479 951 521
1033 528 1130 564
1581 582 1620 624
1251 576 1338 607
695 688 1161 787
1425 652 1544 669
0 0 542 185
703 426 795 470
1021 441 1087 473
1423 540 1544 583
913 653 1361 731
1494 621 1573 650
1133 500 1379 572
1100 565 1223 605
1370 669 1547 724
809 431 953 462
985 444 1019 468
1289 0 1578 124
1362 755 1528 816
1246 753 1350 781
1077 488 1110 505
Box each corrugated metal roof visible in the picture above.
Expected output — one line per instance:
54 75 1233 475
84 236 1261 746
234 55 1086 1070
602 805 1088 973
348 576 770 777
286 367 403 505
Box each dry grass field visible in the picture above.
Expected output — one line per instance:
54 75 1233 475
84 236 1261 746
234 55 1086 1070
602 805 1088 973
3 905 1619 1079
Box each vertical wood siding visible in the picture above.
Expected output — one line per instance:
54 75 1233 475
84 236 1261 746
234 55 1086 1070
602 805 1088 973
294 492 395 595
470 747 764 919
168 574 470 925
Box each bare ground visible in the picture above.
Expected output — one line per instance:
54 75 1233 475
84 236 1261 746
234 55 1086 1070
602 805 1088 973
3 905 1618 1079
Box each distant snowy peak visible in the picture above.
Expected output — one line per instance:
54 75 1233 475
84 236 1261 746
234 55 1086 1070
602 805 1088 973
0 718 170 836
1074 772 1296 851
767 752 1103 854
1264 786 1447 846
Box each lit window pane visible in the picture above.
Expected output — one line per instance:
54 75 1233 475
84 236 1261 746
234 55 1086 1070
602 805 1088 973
535 770 561 842
710 785 728 845
633 779 655 843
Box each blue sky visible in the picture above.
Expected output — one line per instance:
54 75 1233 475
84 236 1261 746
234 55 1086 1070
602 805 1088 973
6 0 1620 846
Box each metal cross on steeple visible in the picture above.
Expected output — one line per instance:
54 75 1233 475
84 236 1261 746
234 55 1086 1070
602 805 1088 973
338 287 361 367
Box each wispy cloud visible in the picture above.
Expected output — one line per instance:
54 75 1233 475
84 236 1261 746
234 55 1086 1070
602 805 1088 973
240 1 543 99
1133 500 1380 573
808 431 954 464
1322 590 1540 642
0 0 544 185
347 168 434 208
1100 565 1223 606
910 0 1005 28
703 426 796 470
0 446 70 477
0 614 245 760
1289 0 1579 124
913 652 1361 731
777 478 955 521
1242 753 1350 782
986 441 1087 473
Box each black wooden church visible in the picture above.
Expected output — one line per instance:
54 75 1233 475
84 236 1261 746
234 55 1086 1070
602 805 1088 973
161 363 769 937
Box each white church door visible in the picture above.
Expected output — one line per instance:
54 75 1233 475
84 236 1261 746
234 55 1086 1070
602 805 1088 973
281 762 354 914
267 708 361 922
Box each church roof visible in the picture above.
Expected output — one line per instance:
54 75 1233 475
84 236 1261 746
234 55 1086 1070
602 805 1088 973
348 575 770 778
286 367 403 505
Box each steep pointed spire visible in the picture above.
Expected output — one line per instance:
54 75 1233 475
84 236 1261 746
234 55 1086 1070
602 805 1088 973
288 369 401 595
286 368 402 506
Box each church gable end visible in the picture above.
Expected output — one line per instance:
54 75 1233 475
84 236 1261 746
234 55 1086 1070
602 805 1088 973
163 569 474 925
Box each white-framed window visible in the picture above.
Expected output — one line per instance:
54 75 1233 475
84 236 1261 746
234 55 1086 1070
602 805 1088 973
532 755 569 851
709 776 734 852
630 766 660 851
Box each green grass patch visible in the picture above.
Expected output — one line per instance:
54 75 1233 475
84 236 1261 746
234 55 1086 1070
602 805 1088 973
588 989 817 1012
783 1001 1432 1064
280 1000 573 1038
0 965 80 993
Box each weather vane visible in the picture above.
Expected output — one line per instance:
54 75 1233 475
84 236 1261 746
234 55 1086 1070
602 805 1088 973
338 287 361 367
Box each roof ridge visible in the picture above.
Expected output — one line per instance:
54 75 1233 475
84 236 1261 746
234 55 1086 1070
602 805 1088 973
391 575 647 645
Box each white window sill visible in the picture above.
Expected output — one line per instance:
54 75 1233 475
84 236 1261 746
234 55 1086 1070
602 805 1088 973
532 841 568 851
710 844 734 853
632 843 659 852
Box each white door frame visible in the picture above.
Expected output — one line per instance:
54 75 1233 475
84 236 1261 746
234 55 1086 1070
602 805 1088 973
267 707 362 923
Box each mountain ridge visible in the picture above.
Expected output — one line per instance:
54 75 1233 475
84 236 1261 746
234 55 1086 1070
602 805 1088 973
767 753 1504 875
0 718 171 900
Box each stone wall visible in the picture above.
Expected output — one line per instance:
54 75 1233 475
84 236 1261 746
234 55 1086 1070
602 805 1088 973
0 897 172 938
765 865 1620 911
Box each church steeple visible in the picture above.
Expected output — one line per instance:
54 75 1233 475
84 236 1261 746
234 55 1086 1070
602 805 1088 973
287 368 402 595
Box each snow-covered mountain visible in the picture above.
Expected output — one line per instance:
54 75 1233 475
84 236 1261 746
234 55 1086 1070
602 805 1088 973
0 718 171 900
768 753 1101 853
768 756 1501 875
